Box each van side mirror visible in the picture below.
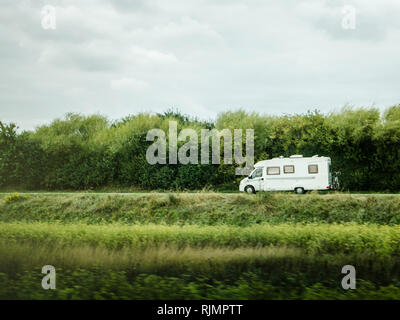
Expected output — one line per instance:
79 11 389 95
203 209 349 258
248 175 252 179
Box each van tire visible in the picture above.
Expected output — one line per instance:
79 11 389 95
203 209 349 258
245 186 256 194
295 187 305 194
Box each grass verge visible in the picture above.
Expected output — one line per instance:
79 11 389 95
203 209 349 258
1 192 400 225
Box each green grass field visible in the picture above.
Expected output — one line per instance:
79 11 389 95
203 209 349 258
1 192 400 299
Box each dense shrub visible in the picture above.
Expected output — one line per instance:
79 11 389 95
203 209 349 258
1 105 400 191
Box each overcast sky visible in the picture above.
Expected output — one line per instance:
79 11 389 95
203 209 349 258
1 0 400 130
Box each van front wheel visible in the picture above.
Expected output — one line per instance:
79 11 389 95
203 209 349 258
245 186 256 194
295 187 305 194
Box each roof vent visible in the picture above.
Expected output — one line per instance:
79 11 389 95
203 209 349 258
312 155 319 157
289 155 303 158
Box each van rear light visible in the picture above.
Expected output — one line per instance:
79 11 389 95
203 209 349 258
326 185 331 189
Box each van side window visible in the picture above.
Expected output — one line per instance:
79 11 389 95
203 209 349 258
251 168 263 178
267 167 280 175
308 164 318 174
284 165 295 174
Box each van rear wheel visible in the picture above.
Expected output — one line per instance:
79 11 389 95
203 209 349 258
245 186 256 194
295 187 305 194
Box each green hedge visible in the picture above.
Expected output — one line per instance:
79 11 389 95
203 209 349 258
1 106 400 191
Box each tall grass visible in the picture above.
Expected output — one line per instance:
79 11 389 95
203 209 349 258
1 193 400 225
0 242 303 274
2 222 400 256
2 192 400 299
1 242 398 284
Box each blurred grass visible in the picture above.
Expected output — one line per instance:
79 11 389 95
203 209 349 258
1 241 399 285
2 269 400 300
2 192 400 299
2 222 400 256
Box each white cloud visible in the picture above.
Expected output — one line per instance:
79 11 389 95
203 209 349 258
129 45 179 64
0 0 400 130
110 77 148 91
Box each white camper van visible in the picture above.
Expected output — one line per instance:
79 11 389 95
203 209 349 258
239 155 332 194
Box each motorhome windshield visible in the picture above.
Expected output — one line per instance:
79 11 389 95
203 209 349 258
250 168 262 179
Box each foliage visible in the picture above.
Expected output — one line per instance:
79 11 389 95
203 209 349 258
2 193 27 204
1 105 400 190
